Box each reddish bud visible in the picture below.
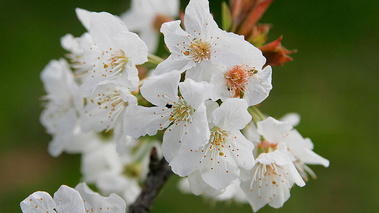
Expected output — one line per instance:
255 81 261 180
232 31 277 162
259 36 297 67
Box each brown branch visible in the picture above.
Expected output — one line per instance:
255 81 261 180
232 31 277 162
128 148 173 213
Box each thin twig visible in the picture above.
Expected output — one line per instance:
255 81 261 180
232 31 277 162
128 148 173 213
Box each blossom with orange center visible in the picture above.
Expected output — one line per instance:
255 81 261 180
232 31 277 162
224 64 254 98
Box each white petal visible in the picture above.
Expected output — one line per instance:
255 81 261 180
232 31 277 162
211 30 248 67
162 122 186 162
155 53 196 75
113 31 148 65
124 106 171 138
185 61 221 82
140 71 180 106
81 143 123 182
243 122 261 146
53 185 86 213
244 65 272 106
75 183 127 213
257 117 293 143
182 106 210 149
280 113 301 127
179 78 212 110
228 130 255 170
160 20 189 53
184 0 218 37
200 149 240 190
209 67 231 102
40 59 73 103
284 130 329 167
88 11 128 45
187 170 224 196
204 100 219 124
213 99 251 131
20 191 56 213
169 145 203 176
75 8 91 30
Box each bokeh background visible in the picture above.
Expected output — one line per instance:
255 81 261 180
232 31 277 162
0 0 378 212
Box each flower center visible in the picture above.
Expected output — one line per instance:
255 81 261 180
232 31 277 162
169 99 195 123
209 126 229 156
86 88 128 131
251 162 286 199
185 39 212 63
225 65 257 98
102 49 129 76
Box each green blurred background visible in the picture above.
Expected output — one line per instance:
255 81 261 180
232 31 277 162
0 0 378 212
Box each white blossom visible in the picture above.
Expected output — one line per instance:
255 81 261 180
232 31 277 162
75 8 148 92
20 185 86 213
210 45 272 106
40 58 82 157
241 116 329 211
241 148 305 212
75 183 127 213
61 33 93 76
124 71 212 163
155 0 253 82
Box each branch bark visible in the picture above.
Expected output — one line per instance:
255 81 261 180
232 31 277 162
128 148 173 213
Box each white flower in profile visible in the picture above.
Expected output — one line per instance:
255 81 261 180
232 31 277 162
170 99 255 191
75 8 148 92
282 129 330 181
124 71 212 163
40 58 83 157
75 183 127 213
155 0 251 82
121 0 179 53
210 45 272 106
241 116 329 211
61 33 93 77
240 147 305 212
20 185 86 213
258 117 329 180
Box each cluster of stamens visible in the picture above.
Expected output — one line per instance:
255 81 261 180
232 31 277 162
88 46 129 78
186 38 212 63
251 162 288 200
209 126 229 156
169 99 195 124
102 49 129 76
178 30 218 63
85 88 127 130
225 65 258 98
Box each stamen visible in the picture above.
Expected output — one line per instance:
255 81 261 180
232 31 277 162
225 65 260 98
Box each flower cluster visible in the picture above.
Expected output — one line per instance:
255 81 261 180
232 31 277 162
21 183 126 213
28 0 329 212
